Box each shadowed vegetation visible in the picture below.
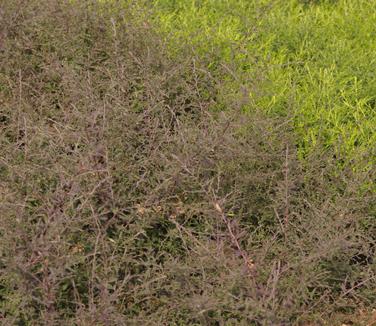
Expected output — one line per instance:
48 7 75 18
0 0 375 324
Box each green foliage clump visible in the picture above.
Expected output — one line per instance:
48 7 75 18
153 0 376 160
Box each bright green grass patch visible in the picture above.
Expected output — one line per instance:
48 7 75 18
152 0 376 160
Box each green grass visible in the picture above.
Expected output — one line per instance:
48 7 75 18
152 0 376 160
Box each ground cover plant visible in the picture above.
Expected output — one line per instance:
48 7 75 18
153 0 376 161
0 0 375 325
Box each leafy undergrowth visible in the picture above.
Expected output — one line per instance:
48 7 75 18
152 0 376 161
0 1 375 325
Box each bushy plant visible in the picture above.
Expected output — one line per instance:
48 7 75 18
0 0 374 324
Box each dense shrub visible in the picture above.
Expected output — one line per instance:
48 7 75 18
0 0 374 324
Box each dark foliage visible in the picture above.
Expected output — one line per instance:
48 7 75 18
0 1 374 325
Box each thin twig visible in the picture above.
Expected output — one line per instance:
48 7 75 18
212 196 255 276
284 143 290 225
